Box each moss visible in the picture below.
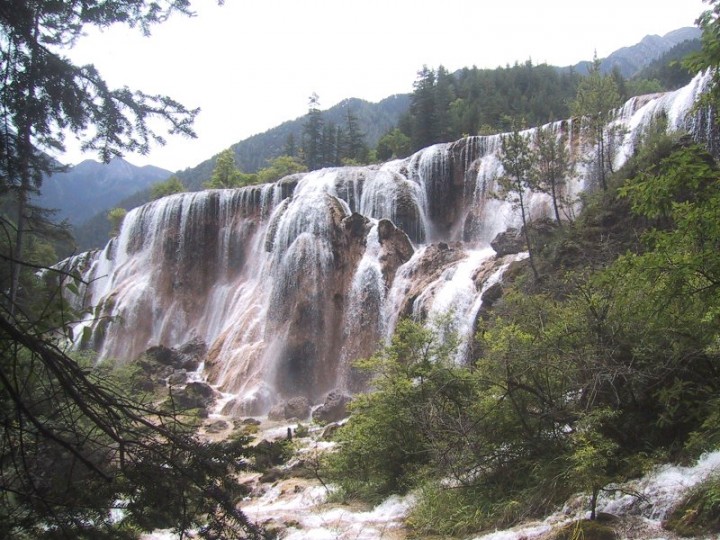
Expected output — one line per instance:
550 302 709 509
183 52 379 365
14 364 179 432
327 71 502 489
664 474 720 537
548 519 618 540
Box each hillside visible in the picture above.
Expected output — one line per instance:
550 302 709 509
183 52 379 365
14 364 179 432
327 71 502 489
36 157 172 225
174 94 411 191
571 26 700 76
70 28 700 252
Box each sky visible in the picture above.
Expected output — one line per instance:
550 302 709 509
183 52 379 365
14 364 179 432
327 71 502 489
60 0 708 172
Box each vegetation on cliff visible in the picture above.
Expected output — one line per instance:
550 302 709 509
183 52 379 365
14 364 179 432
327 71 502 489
328 125 720 537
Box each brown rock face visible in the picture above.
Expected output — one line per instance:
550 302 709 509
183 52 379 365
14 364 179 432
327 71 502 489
377 219 414 286
490 228 526 256
312 391 351 424
395 242 467 320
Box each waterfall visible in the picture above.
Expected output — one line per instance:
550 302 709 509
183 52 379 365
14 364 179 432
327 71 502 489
64 71 715 412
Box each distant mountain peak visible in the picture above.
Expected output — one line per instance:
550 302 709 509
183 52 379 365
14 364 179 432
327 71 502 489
35 158 172 225
572 26 701 77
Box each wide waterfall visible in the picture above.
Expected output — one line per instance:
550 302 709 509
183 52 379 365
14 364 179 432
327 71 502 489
64 72 713 415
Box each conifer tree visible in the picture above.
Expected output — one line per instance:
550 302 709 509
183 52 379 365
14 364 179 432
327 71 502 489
571 54 622 191
302 93 324 170
410 66 438 150
497 128 539 279
343 106 368 163
0 0 199 310
530 127 573 225
0 3 263 537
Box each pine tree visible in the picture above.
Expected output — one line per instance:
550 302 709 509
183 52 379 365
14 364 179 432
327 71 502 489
410 66 438 151
497 128 539 279
571 54 622 191
530 127 573 225
302 93 324 170
0 0 199 311
343 106 368 163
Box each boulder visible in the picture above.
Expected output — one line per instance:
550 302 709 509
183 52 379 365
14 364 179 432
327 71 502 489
141 339 207 373
490 228 526 256
205 419 229 434
267 403 286 421
312 391 351 424
481 282 503 307
167 369 187 386
267 397 311 420
174 338 207 371
377 219 414 285
172 381 215 410
285 397 311 420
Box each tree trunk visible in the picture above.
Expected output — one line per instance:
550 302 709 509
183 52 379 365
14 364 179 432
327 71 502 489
590 485 599 520
9 185 27 315
551 179 563 226
518 189 539 280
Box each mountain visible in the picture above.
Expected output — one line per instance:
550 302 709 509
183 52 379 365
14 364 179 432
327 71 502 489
70 27 700 252
572 27 701 77
174 94 411 191
36 157 172 225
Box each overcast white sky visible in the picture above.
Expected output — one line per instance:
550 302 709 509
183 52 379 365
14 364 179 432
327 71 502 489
61 0 708 172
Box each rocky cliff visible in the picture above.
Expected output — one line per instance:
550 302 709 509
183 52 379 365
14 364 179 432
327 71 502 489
63 72 713 415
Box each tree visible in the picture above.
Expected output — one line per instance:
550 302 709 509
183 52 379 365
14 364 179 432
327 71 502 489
375 128 412 161
150 175 186 200
320 121 339 167
204 148 255 189
107 207 127 237
0 0 199 311
0 2 266 537
284 132 297 158
571 54 622 191
302 93 323 171
496 128 539 278
409 66 438 150
530 127 573 225
255 155 306 184
685 0 720 111
341 106 368 163
433 65 455 142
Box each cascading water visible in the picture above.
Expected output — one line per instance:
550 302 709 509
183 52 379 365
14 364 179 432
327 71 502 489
64 71 714 413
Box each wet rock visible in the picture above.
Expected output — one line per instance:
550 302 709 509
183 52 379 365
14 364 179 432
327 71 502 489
285 397 311 420
312 391 351 424
395 242 467 320
174 338 207 371
481 282 503 307
490 228 525 256
205 419 229 434
140 339 207 374
259 467 287 483
267 397 311 420
267 403 286 421
144 344 174 366
167 369 187 386
172 381 215 410
377 219 414 285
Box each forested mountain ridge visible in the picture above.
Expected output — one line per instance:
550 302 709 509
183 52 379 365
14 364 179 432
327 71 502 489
70 28 700 253
36 157 172 225
570 26 700 76
174 94 411 191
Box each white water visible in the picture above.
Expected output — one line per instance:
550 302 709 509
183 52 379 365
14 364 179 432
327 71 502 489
63 72 714 412
468 450 720 540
